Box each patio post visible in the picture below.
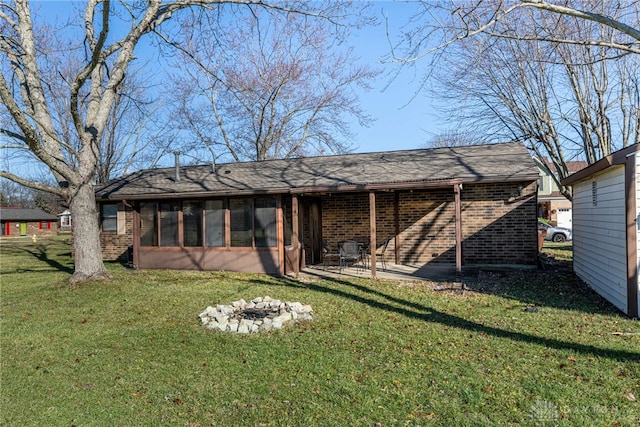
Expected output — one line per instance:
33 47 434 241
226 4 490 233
369 191 377 279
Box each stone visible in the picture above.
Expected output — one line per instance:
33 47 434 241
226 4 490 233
237 323 249 334
214 313 229 325
199 297 313 333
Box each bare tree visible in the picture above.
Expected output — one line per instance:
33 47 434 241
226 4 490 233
167 6 377 162
424 130 487 148
96 71 176 184
0 0 344 282
391 0 640 198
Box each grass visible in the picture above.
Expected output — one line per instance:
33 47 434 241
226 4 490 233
1 238 639 426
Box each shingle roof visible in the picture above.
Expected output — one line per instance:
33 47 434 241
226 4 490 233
96 142 539 200
0 208 58 221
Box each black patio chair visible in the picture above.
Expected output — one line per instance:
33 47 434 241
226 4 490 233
339 240 361 273
322 240 340 270
369 238 390 271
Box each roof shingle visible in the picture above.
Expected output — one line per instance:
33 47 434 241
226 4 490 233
0 208 58 221
97 142 538 200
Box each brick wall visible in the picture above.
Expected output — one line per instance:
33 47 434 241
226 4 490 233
100 205 133 262
461 182 537 265
1 221 58 236
320 181 537 266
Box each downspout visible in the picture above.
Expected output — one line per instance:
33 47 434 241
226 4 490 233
454 183 463 279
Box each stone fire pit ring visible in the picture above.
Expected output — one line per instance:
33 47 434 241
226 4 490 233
199 296 313 333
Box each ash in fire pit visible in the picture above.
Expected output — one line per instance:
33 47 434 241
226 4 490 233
199 296 313 333
239 308 271 321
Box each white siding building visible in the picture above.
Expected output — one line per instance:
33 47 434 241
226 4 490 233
563 144 639 318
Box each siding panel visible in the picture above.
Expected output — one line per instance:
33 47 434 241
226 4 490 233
572 165 627 313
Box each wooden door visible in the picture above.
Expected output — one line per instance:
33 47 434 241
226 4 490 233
20 222 27 236
309 200 322 264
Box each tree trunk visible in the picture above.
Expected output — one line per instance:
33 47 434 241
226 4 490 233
69 183 111 283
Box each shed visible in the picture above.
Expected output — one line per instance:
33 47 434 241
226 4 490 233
96 142 540 278
562 143 640 318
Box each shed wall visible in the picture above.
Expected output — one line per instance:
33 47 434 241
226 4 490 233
573 165 627 313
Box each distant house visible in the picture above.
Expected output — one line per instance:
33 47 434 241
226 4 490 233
57 209 72 233
562 143 639 318
0 207 58 236
535 158 587 229
95 142 540 277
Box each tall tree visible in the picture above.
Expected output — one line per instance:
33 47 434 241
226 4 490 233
0 0 346 282
167 7 377 163
391 0 640 198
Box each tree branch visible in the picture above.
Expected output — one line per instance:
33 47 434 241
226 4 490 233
0 169 63 196
521 0 640 42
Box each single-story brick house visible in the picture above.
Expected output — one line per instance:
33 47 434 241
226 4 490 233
95 142 540 278
562 143 639 318
0 207 58 236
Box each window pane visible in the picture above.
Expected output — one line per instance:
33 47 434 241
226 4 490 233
160 202 179 247
205 200 225 247
230 199 252 247
140 203 157 246
255 198 276 247
183 201 203 247
102 203 118 232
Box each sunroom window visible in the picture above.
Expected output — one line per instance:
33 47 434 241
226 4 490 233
159 202 179 246
183 201 203 247
205 200 225 247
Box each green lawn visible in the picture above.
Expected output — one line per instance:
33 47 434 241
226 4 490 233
1 238 639 426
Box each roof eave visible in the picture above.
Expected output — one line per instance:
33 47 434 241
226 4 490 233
563 144 640 185
96 174 538 201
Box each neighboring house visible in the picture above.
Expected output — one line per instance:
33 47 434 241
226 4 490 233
535 157 587 229
0 207 58 236
562 143 639 318
57 209 72 233
95 142 540 278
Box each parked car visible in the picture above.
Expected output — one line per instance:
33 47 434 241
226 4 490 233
538 221 572 242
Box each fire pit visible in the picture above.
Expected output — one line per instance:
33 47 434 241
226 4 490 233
199 296 313 333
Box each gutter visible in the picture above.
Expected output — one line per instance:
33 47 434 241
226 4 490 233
96 174 539 202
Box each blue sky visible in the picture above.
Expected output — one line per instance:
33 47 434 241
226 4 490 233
348 1 443 153
30 1 443 157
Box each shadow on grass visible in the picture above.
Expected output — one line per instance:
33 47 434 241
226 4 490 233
0 241 74 275
462 270 618 315
258 274 639 364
